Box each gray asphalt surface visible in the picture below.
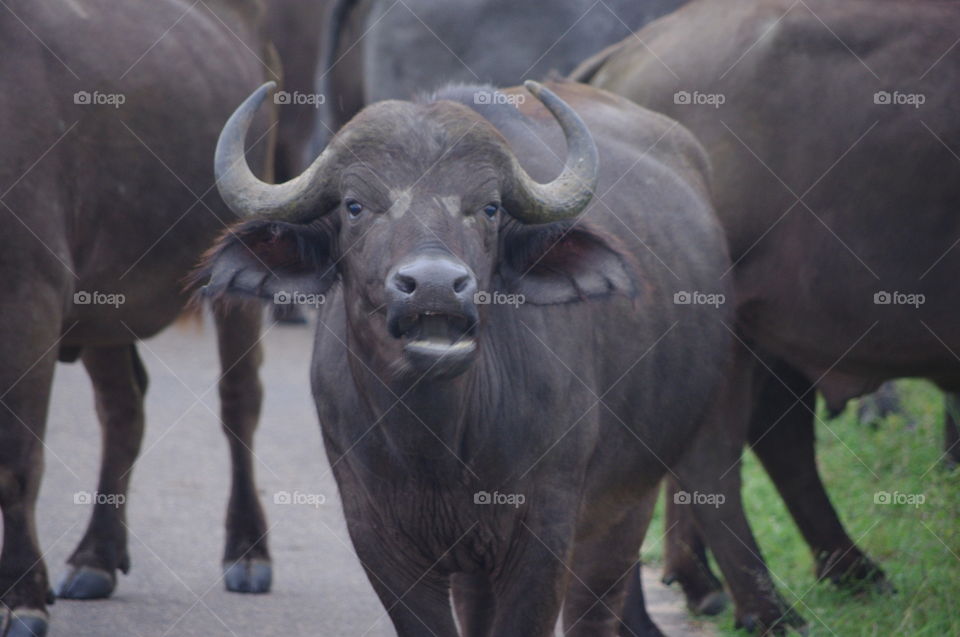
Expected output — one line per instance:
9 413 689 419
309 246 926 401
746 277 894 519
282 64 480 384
36 312 713 637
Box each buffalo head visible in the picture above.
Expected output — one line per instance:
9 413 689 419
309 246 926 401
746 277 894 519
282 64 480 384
201 81 632 381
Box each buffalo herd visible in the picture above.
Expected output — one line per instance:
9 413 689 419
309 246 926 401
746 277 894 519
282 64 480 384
0 1 956 636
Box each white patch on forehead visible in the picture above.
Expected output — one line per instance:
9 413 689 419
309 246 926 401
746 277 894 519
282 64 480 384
440 196 461 217
388 189 412 219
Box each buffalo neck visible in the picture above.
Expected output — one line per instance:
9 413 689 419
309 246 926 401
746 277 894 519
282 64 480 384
343 328 511 480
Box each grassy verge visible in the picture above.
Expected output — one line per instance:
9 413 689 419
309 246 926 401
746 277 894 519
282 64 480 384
642 379 960 635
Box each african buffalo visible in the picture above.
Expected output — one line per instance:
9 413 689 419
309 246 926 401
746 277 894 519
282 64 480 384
0 1 277 634
199 79 732 636
312 0 689 151
573 0 960 631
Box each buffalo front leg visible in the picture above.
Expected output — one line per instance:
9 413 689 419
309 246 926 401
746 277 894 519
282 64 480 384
356 546 459 636
213 301 270 593
488 521 575 637
57 345 146 600
674 347 804 634
451 572 495 637
564 491 662 637
748 363 889 593
661 477 727 616
0 300 61 637
618 564 663 637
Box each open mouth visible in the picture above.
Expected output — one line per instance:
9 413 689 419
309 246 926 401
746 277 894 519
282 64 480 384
388 311 478 378
392 311 476 352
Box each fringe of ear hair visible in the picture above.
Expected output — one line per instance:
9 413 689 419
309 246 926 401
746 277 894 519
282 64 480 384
182 216 338 313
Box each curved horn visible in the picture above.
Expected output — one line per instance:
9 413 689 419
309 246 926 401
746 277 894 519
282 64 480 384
215 81 339 221
502 81 599 224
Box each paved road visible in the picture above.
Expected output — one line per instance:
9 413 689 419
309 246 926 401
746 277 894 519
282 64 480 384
35 313 714 636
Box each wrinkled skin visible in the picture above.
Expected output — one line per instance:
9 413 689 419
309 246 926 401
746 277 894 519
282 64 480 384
575 0 960 632
311 0 689 153
201 80 732 636
0 1 276 634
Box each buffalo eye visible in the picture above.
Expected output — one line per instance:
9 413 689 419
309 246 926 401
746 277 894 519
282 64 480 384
345 199 364 217
482 203 499 218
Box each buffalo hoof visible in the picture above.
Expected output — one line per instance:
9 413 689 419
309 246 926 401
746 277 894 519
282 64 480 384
868 577 896 596
2 609 48 637
661 570 727 616
736 609 807 635
735 613 760 633
817 553 893 595
55 566 116 599
691 590 728 616
850 576 896 597
223 559 271 594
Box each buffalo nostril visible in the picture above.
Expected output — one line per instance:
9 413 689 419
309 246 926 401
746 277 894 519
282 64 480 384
394 273 417 294
453 274 471 294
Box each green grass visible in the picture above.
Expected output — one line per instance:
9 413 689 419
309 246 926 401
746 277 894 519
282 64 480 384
642 379 960 635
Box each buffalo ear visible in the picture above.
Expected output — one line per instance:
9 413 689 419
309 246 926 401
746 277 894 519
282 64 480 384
192 218 337 301
499 223 635 305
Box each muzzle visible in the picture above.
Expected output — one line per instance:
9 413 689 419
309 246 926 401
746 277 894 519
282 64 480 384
385 254 479 378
